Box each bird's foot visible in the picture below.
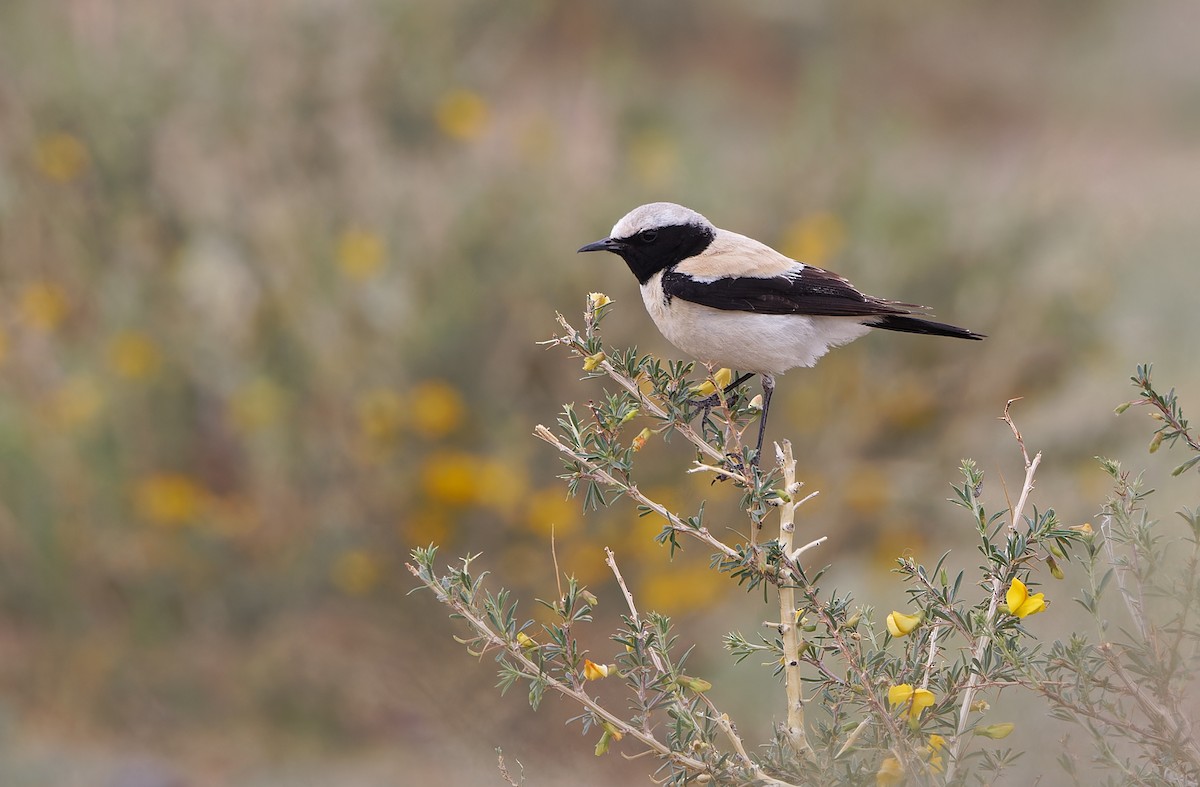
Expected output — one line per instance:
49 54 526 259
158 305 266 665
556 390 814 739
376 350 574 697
685 393 721 422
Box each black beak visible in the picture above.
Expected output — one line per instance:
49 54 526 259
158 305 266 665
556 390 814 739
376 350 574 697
577 237 623 254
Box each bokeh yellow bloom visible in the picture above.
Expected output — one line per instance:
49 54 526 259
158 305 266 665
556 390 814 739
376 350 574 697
421 450 479 506
19 282 70 332
926 733 946 772
523 486 579 537
435 89 489 141
331 549 382 596
780 211 845 266
409 379 465 439
337 228 386 280
886 610 921 638
401 507 452 546
134 474 207 527
1005 577 1047 618
639 560 725 614
51 375 105 429
34 132 89 182
357 388 406 445
107 331 162 380
875 756 903 786
229 377 286 432
475 456 528 517
844 466 890 517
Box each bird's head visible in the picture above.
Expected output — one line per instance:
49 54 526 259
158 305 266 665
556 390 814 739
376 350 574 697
578 202 716 284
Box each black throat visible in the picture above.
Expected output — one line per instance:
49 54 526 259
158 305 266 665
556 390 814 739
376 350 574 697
619 223 716 284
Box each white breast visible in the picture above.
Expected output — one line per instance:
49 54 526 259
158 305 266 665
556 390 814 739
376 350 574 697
639 272 872 375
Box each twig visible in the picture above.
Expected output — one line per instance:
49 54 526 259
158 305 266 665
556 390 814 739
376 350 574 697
920 626 940 690
776 440 814 756
789 535 827 563
534 424 743 564
553 313 732 468
406 561 712 774
946 401 1041 782
1002 398 1042 533
605 548 665 673
496 748 523 786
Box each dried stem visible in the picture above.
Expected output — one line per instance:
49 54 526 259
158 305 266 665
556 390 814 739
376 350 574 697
946 401 1042 781
775 440 813 756
605 548 665 674
534 424 742 563
404 562 711 774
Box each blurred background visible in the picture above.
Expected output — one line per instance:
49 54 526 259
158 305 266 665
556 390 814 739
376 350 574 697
1 1 1198 784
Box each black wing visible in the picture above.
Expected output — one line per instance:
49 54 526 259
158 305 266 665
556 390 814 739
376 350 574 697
661 266 917 317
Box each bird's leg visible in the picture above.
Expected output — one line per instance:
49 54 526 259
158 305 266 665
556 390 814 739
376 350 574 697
751 374 775 466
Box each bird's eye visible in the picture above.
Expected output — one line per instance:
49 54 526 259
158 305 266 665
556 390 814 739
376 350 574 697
638 229 658 243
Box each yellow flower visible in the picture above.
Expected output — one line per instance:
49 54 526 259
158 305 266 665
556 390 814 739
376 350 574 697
582 351 606 372
780 212 845 267
875 756 904 786
401 508 452 545
523 486 579 537
134 474 206 526
336 228 386 280
410 379 466 439
516 632 538 649
19 282 69 332
631 427 653 452
925 733 946 772
34 132 89 182
1071 522 1094 535
588 292 612 309
435 89 489 141
1005 577 1047 618
51 375 104 429
357 388 405 445
690 367 733 398
229 377 286 432
886 610 922 638
421 450 479 506
975 722 1015 740
331 549 382 596
107 331 162 380
475 456 527 517
582 659 610 681
888 683 936 719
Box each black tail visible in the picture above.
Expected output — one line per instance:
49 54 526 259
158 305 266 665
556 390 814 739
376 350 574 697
869 314 985 340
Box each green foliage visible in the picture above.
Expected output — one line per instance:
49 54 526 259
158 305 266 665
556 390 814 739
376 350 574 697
411 306 1200 785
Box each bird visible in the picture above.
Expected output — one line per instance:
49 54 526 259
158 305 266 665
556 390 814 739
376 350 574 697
577 202 984 463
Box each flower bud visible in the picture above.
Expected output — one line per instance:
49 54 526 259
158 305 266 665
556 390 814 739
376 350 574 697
975 722 1015 740
675 675 712 693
